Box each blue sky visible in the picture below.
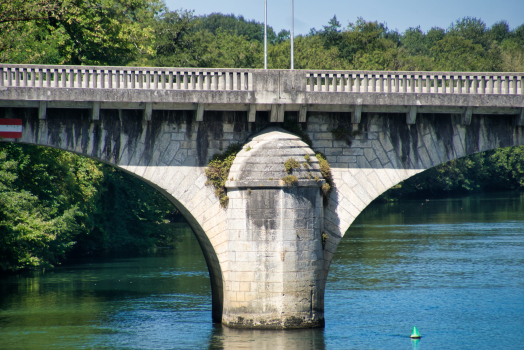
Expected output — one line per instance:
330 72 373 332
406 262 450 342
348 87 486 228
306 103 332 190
164 0 524 35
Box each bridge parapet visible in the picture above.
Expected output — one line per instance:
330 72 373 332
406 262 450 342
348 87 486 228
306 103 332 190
1 64 523 95
305 70 524 95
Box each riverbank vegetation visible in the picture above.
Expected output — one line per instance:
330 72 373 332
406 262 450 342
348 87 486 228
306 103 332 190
0 143 181 272
1 1 524 272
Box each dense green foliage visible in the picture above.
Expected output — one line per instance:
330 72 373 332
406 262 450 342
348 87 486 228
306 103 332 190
3 1 523 71
0 144 180 272
378 147 524 201
205 143 242 208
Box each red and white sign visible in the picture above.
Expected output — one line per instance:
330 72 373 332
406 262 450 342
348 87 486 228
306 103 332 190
0 119 23 139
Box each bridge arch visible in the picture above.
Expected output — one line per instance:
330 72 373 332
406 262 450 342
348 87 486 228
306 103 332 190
320 112 524 280
1 106 232 322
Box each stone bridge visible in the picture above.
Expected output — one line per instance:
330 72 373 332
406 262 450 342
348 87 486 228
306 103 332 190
1 64 524 329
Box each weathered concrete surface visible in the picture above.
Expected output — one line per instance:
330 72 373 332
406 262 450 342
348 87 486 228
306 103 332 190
1 106 524 328
223 128 325 329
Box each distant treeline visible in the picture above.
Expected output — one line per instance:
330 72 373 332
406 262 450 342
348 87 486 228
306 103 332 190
1 1 523 71
1 1 524 272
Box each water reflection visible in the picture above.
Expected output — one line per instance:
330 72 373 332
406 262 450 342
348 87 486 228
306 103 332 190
209 325 326 350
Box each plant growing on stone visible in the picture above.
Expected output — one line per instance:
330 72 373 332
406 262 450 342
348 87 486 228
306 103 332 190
205 143 243 208
321 232 329 249
302 162 309 169
282 175 298 185
304 154 311 164
245 145 252 151
284 158 300 173
316 152 334 202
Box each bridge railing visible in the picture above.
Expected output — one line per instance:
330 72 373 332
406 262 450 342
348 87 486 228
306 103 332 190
304 70 524 95
1 64 523 95
0 65 253 91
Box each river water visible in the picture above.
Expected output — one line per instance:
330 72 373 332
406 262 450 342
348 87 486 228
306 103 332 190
1 192 523 349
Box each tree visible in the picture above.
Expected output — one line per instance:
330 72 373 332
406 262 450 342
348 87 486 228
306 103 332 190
0 0 165 65
0 144 104 271
268 35 349 70
448 17 487 47
401 26 427 56
430 35 491 71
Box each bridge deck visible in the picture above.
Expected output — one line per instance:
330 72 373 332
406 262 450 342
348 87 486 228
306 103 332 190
1 64 523 124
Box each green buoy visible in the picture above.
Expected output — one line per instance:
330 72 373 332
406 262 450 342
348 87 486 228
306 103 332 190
411 326 422 339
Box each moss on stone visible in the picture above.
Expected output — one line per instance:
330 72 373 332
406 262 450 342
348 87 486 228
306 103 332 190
316 152 334 202
321 232 329 249
205 143 243 208
284 158 300 174
282 175 299 185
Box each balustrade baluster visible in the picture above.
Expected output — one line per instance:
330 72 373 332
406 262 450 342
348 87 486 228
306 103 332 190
159 71 164 89
354 74 360 93
167 71 172 90
212 72 218 90
478 76 484 94
189 72 195 90
100 70 105 88
14 67 20 87
21 68 27 87
173 72 179 89
7 67 13 86
75 69 80 88
386 75 391 93
29 68 35 87
471 76 477 94
52 69 58 88
60 69 65 88
392 75 398 92
409 75 414 93
22 68 28 87
181 72 187 90
487 76 493 94
337 74 343 92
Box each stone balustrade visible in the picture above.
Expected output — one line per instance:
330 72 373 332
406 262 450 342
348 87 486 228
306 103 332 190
0 65 253 91
1 64 523 95
305 71 524 95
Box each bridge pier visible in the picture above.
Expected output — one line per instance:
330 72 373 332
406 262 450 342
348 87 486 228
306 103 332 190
221 128 326 328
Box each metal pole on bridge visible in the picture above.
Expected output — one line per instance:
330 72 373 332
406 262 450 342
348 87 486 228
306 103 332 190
264 0 267 70
291 0 294 70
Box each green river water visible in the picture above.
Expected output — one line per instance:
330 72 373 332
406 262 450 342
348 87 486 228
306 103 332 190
1 192 523 349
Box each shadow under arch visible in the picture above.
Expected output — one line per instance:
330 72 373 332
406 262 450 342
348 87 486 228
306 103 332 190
0 139 225 322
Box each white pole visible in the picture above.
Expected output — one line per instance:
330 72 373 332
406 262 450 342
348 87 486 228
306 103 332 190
264 0 267 70
291 0 294 70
